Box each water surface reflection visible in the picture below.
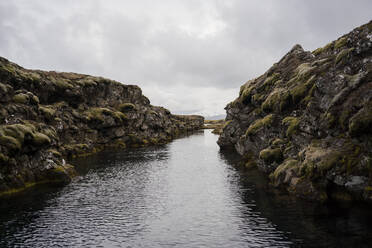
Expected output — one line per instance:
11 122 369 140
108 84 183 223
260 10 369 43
0 130 371 247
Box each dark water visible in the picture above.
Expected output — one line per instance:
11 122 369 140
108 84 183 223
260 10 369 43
1 130 372 248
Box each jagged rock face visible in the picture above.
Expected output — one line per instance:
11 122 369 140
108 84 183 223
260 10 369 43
0 57 204 196
218 21 372 202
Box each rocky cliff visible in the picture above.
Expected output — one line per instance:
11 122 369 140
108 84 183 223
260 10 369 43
0 57 203 196
218 21 372 202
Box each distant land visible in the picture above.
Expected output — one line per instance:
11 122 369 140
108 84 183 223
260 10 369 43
204 114 226 120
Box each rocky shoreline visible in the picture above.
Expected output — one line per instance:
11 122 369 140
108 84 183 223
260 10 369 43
0 57 203 197
202 119 225 134
218 21 372 203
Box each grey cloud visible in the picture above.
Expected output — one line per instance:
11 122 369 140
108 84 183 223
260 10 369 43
0 0 371 116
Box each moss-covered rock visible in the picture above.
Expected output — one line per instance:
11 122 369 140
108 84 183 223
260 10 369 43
348 103 372 136
282 117 300 137
39 105 56 120
218 21 372 202
13 93 29 104
0 54 204 198
261 88 291 112
31 132 51 146
118 103 136 112
335 48 354 65
270 159 299 186
245 114 273 136
259 148 283 164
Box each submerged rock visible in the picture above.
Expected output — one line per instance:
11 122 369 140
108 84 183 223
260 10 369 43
218 21 372 203
0 57 203 196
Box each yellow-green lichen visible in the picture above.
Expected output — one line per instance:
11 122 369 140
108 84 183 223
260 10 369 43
245 114 274 136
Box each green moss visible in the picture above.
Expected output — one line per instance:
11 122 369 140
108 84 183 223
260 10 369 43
272 138 285 146
317 151 342 174
271 159 299 182
365 186 372 192
290 76 315 104
245 114 274 136
301 142 361 178
118 103 135 112
239 83 255 103
250 94 264 105
0 63 16 74
48 149 62 157
259 148 283 164
312 47 323 56
64 143 90 157
84 108 108 122
335 48 354 65
0 153 9 163
0 123 52 149
41 128 57 139
325 112 336 127
312 42 334 56
295 63 315 80
0 82 10 93
4 124 35 138
339 109 352 129
0 135 21 150
39 106 56 120
282 117 300 137
53 79 73 89
348 103 372 136
113 111 128 121
261 73 280 89
32 132 51 146
76 78 97 87
51 165 67 173
84 107 127 123
261 88 291 112
13 93 29 104
334 37 347 50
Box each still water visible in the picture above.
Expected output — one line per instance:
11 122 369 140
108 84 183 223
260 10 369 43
0 130 371 247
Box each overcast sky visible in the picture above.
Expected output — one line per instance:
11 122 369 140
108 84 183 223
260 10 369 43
0 1 371 116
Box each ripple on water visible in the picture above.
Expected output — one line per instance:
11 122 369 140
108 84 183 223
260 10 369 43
1 131 372 248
